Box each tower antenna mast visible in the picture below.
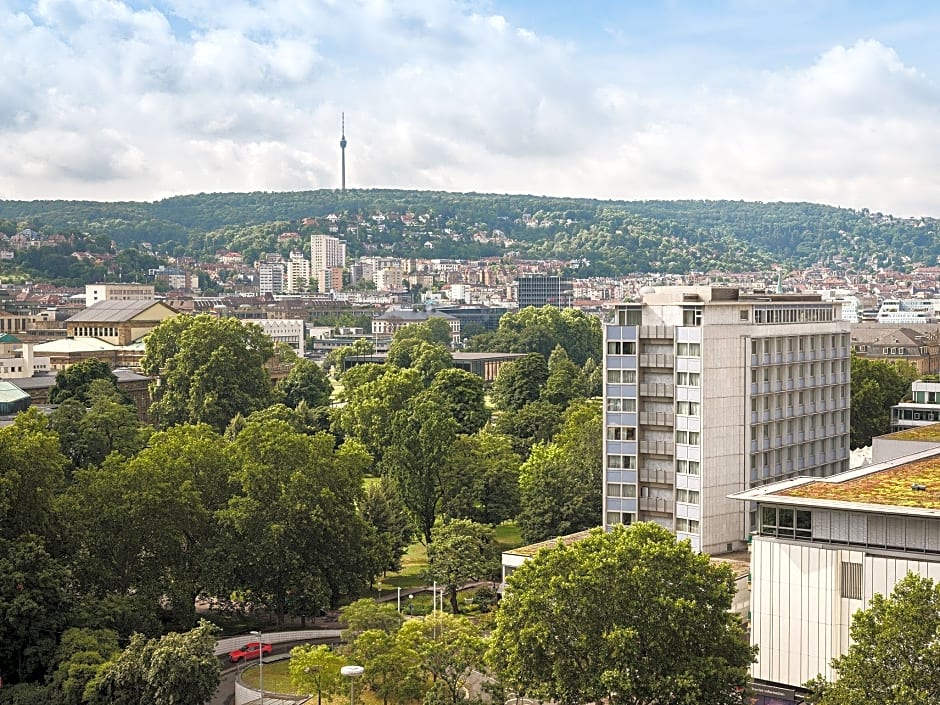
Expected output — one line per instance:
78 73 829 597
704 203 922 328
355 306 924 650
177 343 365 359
340 113 347 194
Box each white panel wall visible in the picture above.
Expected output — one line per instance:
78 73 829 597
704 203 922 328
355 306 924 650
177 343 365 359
752 537 940 690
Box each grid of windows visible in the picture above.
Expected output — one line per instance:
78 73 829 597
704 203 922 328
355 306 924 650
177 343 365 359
759 506 812 538
752 305 835 324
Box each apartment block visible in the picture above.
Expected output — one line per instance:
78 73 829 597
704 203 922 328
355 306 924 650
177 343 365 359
603 286 851 554
311 234 346 273
517 275 572 308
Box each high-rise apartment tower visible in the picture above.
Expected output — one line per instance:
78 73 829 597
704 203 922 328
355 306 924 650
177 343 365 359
603 286 851 554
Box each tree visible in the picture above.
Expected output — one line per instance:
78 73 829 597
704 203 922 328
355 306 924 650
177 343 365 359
490 523 755 705
289 644 346 705
441 432 520 525
350 629 423 705
49 358 124 406
221 421 376 620
430 368 489 435
339 598 404 641
805 572 940 705
48 628 121 705
324 337 375 377
140 314 274 431
387 338 453 384
85 619 220 705
541 345 586 408
384 390 459 545
491 353 548 411
0 535 73 684
516 400 602 543
427 519 498 613
277 358 333 409
493 399 563 459
359 478 414 575
851 355 918 448
398 613 487 705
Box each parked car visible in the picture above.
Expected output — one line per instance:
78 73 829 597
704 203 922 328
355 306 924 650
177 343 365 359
229 642 273 663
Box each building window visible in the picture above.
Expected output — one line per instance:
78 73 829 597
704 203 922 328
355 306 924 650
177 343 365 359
676 371 700 386
676 430 701 446
607 341 637 355
676 400 700 415
759 506 812 538
676 518 700 532
676 342 701 356
606 398 637 412
607 483 637 498
676 489 700 503
607 511 635 526
682 307 703 326
840 562 863 600
677 460 700 475
607 426 636 441
607 369 637 383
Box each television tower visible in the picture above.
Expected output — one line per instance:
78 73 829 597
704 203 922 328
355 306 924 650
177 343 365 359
340 113 347 194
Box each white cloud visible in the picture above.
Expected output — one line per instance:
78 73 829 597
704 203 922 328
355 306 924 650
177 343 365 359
0 2 939 217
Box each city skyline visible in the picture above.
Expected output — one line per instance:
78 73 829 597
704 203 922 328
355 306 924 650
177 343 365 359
2 1 940 217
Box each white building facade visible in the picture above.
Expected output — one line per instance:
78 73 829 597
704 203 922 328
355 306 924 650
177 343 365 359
732 446 940 705
311 234 346 273
603 286 851 554
285 251 311 294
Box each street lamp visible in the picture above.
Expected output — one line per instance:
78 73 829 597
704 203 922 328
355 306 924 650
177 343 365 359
250 630 264 705
341 665 364 705
408 593 414 615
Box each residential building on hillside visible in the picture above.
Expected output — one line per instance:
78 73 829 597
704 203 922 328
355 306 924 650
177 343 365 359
603 286 851 554
517 275 572 308
285 251 311 293
311 234 346 273
259 259 286 295
732 431 940 705
85 283 155 304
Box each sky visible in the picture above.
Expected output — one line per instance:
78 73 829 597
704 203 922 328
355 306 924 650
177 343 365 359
2 0 940 216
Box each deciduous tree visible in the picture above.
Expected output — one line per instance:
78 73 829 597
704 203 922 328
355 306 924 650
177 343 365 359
430 368 489 435
426 519 498 613
805 572 940 705
491 353 548 411
490 524 755 705
277 358 333 409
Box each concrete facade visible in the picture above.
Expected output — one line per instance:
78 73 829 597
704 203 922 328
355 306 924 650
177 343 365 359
603 286 851 554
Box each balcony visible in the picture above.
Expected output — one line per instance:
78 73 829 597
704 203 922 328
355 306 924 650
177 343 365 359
639 353 674 369
638 440 675 456
639 468 675 485
638 411 675 427
639 496 674 514
639 325 674 340
639 383 675 398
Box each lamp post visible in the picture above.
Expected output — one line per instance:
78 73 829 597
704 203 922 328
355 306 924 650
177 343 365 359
250 630 263 705
408 593 414 615
341 665 364 705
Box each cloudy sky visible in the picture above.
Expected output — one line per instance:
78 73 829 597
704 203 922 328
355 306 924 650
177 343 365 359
2 0 940 216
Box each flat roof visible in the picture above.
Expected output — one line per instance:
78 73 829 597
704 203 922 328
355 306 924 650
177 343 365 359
502 529 595 558
731 445 940 517
881 423 940 443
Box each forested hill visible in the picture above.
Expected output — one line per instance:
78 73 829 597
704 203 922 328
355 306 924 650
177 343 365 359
0 190 936 274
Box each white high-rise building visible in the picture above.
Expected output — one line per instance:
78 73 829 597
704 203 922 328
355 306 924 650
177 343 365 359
259 261 285 295
311 234 346 273
603 286 851 554
285 251 311 293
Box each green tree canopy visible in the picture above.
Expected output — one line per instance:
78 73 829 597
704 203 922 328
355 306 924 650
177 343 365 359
491 353 549 411
805 572 940 705
276 358 333 409
140 314 275 431
516 400 602 543
490 523 755 705
850 355 918 448
426 519 498 613
49 358 123 406
441 432 520 525
429 368 489 435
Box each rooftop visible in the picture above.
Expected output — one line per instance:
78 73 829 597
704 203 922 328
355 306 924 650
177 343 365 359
503 529 595 558
881 423 940 443
66 299 173 323
779 455 940 509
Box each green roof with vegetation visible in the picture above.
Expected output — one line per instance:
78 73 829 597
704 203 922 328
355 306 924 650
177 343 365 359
781 457 940 509
882 423 940 442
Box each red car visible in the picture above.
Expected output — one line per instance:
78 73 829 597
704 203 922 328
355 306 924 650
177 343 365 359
229 641 273 663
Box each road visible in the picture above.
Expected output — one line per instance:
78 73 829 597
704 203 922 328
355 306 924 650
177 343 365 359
209 637 338 705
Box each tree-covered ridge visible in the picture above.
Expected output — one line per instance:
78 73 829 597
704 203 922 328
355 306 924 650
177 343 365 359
0 190 937 272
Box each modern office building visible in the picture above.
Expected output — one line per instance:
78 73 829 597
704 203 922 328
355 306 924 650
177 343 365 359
731 436 940 705
890 378 940 431
603 286 851 554
517 275 572 309
85 283 155 304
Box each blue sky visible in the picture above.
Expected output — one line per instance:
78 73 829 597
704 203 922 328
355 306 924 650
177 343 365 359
2 1 939 216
